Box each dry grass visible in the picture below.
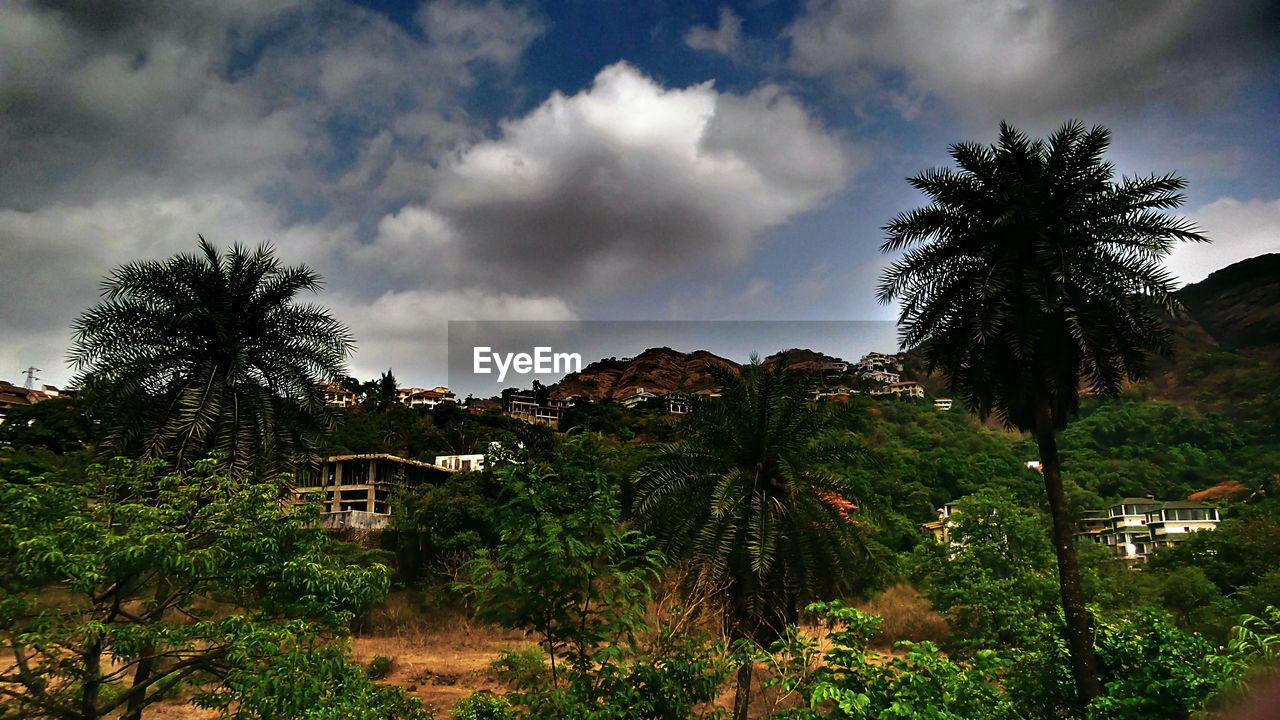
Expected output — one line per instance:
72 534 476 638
138 584 947 718
853 584 950 647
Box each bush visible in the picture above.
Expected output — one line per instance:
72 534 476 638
490 646 546 687
367 655 396 680
451 691 513 720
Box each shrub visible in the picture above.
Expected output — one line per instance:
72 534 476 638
490 646 546 687
367 655 396 680
451 691 513 720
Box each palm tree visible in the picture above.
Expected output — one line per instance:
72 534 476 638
69 237 354 475
634 355 874 720
877 121 1207 710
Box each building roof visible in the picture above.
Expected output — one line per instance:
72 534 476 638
886 381 918 387
321 453 455 472
1113 497 1162 506
1153 500 1215 510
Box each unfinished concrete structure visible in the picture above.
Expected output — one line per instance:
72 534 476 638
290 454 454 530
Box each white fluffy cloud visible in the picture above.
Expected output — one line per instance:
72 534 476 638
786 0 1276 123
1168 197 1280 285
361 63 852 298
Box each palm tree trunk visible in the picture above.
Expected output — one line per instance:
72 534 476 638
1034 401 1101 712
732 661 753 720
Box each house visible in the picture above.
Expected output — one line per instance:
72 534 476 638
318 382 357 408
663 394 690 414
933 398 953 410
290 454 453 530
1140 501 1221 554
864 369 901 384
921 503 961 545
0 380 59 423
872 381 924 399
1099 497 1164 559
1095 497 1220 561
502 388 563 425
620 387 658 409
435 453 485 472
814 386 858 401
855 352 905 374
1075 511 1109 543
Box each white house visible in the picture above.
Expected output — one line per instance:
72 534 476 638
933 398 953 410
1139 502 1221 554
434 453 485 472
864 369 900 384
620 387 658 409
872 381 924 398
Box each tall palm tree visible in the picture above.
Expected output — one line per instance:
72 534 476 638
69 237 354 475
634 355 874 720
877 121 1207 710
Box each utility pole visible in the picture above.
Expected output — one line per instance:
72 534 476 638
23 366 41 390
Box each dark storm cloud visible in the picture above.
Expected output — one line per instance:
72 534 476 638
787 0 1280 123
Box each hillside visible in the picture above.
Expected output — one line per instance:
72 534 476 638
550 346 738 401
1176 252 1280 353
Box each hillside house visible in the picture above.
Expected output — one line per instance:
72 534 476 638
814 386 857 401
502 389 563 425
290 454 453 530
1140 501 1221 553
319 382 357 408
620 387 658 409
1094 498 1220 561
663 394 690 414
920 503 962 545
864 369 901 384
933 398 953 410
1075 511 1109 542
0 381 60 422
854 352 904 373
435 453 485 472
873 381 924 398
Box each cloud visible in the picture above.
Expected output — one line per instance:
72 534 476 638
786 0 1279 123
1167 197 1280 285
327 288 577 382
361 62 852 298
685 6 743 58
0 0 548 386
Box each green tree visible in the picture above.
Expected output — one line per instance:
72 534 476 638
458 441 663 687
878 121 1206 709
68 238 353 475
764 601 1023 720
0 458 427 720
634 356 875 720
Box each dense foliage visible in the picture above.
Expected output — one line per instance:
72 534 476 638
0 458 427 720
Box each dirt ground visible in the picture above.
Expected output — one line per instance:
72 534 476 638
143 585 944 718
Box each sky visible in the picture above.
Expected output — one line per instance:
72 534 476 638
3 0 1278 389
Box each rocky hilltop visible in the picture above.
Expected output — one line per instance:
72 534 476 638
550 347 739 401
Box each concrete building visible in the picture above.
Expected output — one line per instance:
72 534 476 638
872 381 925 399
290 454 453 530
501 389 564 425
1139 501 1221 554
619 387 658 409
933 398 953 410
435 453 485 472
1095 498 1220 561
